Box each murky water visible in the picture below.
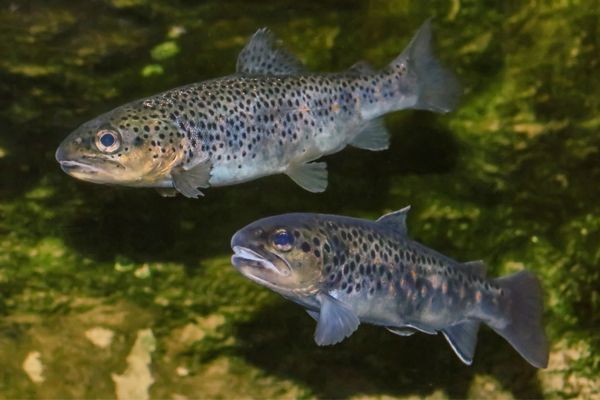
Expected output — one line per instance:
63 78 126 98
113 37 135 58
1 1 599 398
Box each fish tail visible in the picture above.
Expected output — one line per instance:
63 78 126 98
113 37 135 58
388 19 461 113
489 271 549 368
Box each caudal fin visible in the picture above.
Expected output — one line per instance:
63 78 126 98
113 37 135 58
491 271 549 368
389 19 461 113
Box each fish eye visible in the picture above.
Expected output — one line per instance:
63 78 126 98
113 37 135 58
272 229 294 251
95 130 121 153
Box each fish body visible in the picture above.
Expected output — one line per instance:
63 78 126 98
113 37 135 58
230 207 549 368
56 20 460 197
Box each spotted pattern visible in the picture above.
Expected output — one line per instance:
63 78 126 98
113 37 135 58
135 69 407 185
64 60 413 190
309 215 503 325
60 27 424 192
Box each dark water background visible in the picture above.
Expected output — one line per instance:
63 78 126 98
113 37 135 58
1 1 599 398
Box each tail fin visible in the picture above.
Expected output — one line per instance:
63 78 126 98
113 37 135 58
389 19 461 113
490 271 549 368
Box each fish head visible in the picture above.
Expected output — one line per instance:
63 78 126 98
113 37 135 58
231 214 327 296
55 100 184 188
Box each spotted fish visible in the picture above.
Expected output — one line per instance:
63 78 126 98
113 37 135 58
230 207 549 368
55 20 460 198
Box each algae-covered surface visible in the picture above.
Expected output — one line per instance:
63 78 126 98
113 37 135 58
1 1 599 398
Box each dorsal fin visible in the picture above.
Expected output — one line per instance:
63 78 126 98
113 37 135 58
376 206 410 235
236 28 305 75
459 260 486 277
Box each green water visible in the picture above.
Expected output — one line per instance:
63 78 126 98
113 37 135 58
1 1 599 398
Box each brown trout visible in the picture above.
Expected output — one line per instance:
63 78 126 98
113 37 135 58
230 207 549 368
55 20 460 198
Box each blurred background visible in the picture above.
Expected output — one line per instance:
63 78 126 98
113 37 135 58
0 0 598 398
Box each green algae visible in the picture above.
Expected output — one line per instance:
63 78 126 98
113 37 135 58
0 0 599 398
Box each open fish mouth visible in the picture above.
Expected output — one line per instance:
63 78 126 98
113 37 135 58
231 246 290 277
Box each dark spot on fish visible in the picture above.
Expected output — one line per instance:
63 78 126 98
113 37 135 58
314 250 321 258
313 237 320 246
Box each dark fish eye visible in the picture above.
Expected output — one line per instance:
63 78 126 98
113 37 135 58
95 130 121 153
272 229 294 251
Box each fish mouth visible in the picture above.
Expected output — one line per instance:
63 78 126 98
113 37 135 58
56 145 124 180
231 246 291 283
58 159 106 175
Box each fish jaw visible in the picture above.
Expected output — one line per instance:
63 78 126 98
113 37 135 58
231 245 293 289
55 133 178 188
55 143 126 185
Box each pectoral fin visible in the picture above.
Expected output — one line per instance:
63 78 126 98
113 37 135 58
306 309 319 321
286 161 328 193
314 293 360 346
442 320 480 365
171 158 212 198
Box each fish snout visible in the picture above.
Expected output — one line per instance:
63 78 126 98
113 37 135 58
55 145 66 163
230 229 248 250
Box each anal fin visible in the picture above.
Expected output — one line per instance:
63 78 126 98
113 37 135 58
286 161 328 193
350 118 390 151
442 320 480 365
